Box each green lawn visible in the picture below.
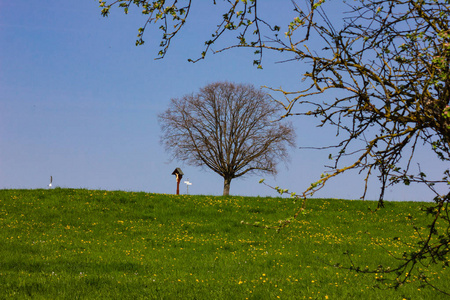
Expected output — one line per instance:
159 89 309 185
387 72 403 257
0 188 448 299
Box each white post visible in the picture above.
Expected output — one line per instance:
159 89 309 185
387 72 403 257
184 179 192 194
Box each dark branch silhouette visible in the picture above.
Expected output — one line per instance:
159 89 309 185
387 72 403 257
100 0 450 293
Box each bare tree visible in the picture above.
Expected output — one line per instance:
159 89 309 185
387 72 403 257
159 82 295 196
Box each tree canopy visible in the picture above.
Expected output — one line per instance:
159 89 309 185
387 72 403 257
159 82 295 196
99 0 449 294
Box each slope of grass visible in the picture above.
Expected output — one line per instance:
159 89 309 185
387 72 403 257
0 188 448 299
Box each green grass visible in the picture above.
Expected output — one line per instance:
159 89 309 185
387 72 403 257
0 188 448 299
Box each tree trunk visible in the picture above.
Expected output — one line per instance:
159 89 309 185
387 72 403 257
223 177 232 196
378 165 387 209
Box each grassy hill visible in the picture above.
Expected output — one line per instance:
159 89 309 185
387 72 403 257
0 188 448 299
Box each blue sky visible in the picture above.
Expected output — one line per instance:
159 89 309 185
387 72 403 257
0 1 446 201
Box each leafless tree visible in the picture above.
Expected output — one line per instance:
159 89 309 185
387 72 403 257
159 82 295 196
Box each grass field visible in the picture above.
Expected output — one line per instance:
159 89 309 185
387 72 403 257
0 188 448 299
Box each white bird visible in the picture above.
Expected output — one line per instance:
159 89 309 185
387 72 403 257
49 176 52 188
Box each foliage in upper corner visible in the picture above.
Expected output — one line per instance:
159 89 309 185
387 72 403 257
98 0 274 62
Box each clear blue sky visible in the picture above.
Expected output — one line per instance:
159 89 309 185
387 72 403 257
0 1 446 201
